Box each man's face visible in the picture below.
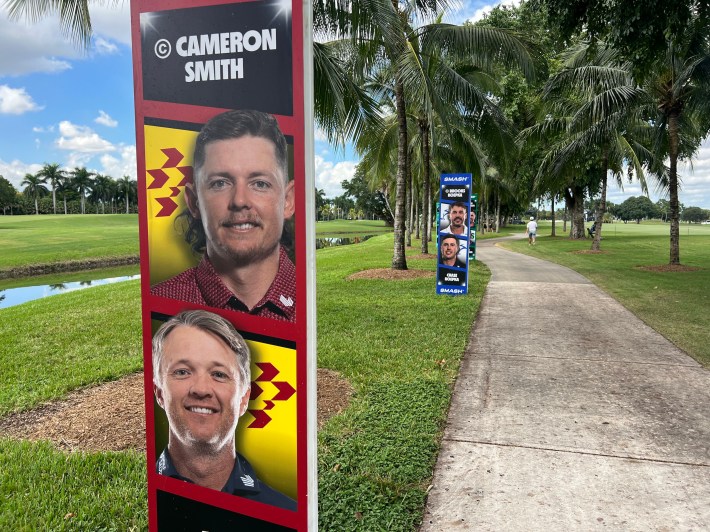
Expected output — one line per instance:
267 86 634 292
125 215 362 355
449 205 467 229
154 325 249 453
186 136 295 267
441 238 459 261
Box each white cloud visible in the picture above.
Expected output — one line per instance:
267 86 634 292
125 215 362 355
0 158 43 189
95 110 118 127
56 120 115 153
0 7 77 76
315 155 356 197
0 3 129 78
90 3 132 46
33 125 55 133
100 145 137 180
94 37 118 55
0 85 43 114
463 0 521 24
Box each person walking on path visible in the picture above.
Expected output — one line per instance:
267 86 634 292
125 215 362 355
526 216 538 245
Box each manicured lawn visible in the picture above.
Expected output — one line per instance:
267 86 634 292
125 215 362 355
316 234 489 529
0 440 147 530
502 221 710 367
0 215 139 271
0 280 142 416
0 232 487 530
316 218 392 236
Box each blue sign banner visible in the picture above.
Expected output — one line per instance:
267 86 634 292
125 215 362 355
437 173 472 295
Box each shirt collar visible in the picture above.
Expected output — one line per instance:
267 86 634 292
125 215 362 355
156 449 262 496
195 247 296 320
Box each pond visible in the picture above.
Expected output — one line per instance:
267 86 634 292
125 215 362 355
0 274 140 310
1 234 377 309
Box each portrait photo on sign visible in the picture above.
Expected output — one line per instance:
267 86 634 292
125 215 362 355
148 109 297 323
438 234 468 269
438 201 470 237
151 310 297 511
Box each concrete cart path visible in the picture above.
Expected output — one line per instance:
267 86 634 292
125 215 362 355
421 236 710 531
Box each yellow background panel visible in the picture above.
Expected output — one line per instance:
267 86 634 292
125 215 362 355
237 340 297 500
144 124 200 285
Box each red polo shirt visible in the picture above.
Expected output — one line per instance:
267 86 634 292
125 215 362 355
151 246 296 322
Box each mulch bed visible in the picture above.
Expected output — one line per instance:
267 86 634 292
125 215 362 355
346 268 434 281
0 369 353 452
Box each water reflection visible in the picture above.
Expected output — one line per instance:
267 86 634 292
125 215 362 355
0 274 140 310
315 235 375 249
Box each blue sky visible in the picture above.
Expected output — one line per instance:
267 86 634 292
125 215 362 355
2 0 710 208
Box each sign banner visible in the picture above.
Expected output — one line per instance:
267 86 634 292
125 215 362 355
436 173 472 295
469 193 478 261
131 0 315 530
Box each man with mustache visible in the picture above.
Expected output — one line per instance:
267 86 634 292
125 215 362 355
441 201 469 237
153 310 296 510
151 110 296 322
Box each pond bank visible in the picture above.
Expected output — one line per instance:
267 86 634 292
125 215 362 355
0 255 140 280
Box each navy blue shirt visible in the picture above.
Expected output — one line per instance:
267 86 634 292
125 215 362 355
157 449 296 511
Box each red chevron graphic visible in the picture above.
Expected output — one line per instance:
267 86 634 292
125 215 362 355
255 362 279 382
271 381 296 401
250 382 263 400
263 400 275 411
161 148 184 168
155 197 179 217
247 409 272 429
169 186 181 197
177 166 193 186
147 169 170 189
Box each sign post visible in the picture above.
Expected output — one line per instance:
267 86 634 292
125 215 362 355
131 0 315 529
436 173 472 295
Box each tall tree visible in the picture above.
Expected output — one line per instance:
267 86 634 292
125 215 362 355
116 175 136 214
35 163 67 215
70 167 94 214
0 175 19 215
21 173 49 215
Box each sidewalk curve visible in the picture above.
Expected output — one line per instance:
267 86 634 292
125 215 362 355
421 235 710 531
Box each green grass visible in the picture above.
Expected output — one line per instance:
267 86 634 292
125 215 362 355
317 234 489 530
0 215 139 270
0 232 488 530
502 222 710 366
0 440 146 530
316 219 392 236
0 280 142 416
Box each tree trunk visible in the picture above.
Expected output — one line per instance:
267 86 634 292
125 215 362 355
592 158 608 251
668 111 681 265
64 196 67 215
34 197 39 215
563 205 568 232
420 120 431 254
565 186 586 239
391 76 408 270
551 195 556 237
52 189 57 215
406 169 413 247
495 193 501 234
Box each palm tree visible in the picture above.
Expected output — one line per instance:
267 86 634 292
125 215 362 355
116 175 136 214
70 167 94 214
5 0 93 48
91 174 114 214
35 163 66 214
534 42 658 250
322 0 536 268
644 26 710 265
21 173 49 214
